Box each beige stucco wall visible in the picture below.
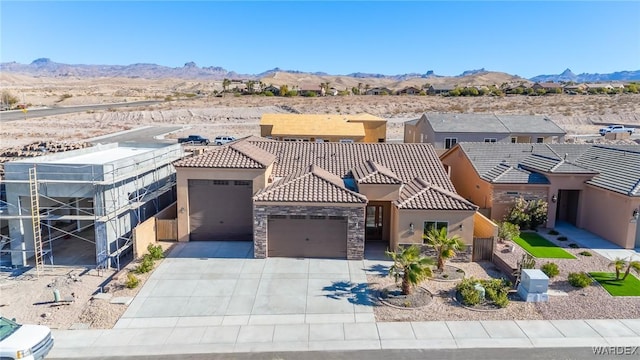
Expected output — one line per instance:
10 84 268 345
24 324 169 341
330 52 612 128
441 149 494 210
176 166 269 242
133 216 156 259
357 184 401 201
404 120 430 144
580 185 640 249
392 209 475 248
544 173 595 228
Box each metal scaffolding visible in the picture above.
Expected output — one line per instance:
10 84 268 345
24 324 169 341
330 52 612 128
0 144 182 271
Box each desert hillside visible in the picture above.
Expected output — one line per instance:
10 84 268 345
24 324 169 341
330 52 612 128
0 75 638 153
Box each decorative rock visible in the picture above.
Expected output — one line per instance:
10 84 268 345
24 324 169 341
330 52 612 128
109 297 133 306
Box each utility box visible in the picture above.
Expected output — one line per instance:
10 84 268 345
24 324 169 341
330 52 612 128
520 269 549 293
517 269 549 302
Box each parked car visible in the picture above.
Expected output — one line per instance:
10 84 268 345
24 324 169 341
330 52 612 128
0 316 54 360
177 135 210 145
214 136 236 145
599 125 635 136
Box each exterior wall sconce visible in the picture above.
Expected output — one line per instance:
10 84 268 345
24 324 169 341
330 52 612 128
179 207 185 214
633 209 639 221
459 224 464 230
409 223 414 232
551 194 557 203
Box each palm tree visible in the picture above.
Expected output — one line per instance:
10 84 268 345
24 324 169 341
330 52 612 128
609 258 640 280
623 260 640 280
222 78 231 93
423 227 466 272
357 82 362 95
386 245 434 295
609 258 627 280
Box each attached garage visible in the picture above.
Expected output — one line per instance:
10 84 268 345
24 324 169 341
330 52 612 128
188 179 253 241
267 215 347 258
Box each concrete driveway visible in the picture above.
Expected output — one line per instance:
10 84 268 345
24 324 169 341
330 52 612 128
116 242 381 328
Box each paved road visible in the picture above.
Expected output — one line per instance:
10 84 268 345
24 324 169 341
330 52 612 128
49 347 618 360
88 125 185 144
0 100 162 122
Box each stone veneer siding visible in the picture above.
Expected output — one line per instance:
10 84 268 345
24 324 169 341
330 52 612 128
253 204 366 260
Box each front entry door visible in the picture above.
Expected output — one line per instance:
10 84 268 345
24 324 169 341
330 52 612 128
366 205 383 240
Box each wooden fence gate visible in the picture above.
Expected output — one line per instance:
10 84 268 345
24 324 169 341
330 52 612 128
472 237 494 261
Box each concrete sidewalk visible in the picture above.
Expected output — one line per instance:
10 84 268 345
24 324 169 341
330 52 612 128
49 319 640 358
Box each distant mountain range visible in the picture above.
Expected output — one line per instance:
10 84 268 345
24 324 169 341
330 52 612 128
1 59 639 83
530 68 640 83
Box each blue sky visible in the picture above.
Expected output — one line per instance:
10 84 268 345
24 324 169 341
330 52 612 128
1 1 639 78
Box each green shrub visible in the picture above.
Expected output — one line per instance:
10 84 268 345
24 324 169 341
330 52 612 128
568 243 579 248
456 277 510 307
540 262 560 278
505 197 548 230
263 91 274 96
568 272 593 288
498 221 520 242
557 236 568 241
135 254 155 274
125 273 139 289
459 286 482 306
579 251 593 257
147 244 164 260
548 230 559 235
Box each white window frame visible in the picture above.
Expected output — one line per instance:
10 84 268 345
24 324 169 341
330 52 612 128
339 139 354 143
536 137 544 143
444 137 458 149
511 137 517 143
484 138 497 143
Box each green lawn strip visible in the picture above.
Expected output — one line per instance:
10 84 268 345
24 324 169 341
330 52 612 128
512 232 576 259
589 272 640 296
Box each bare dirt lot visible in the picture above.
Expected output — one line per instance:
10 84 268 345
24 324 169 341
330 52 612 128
1 75 639 150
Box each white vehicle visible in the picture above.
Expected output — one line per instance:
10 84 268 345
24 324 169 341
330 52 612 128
0 317 54 360
599 124 635 136
214 135 236 145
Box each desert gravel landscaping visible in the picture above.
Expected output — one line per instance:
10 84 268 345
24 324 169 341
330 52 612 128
371 229 640 322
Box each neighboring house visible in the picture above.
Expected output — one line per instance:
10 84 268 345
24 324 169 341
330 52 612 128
441 143 640 249
584 83 614 92
563 84 587 93
397 86 422 95
532 82 563 92
260 113 387 143
298 82 323 96
262 85 280 96
427 84 455 95
504 83 533 93
404 113 566 153
173 138 478 259
365 87 392 95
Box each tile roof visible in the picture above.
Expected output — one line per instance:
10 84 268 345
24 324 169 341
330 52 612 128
424 113 566 135
425 113 509 133
574 145 640 196
495 115 566 135
247 141 456 193
456 143 640 196
395 178 478 210
351 160 403 185
254 164 367 203
173 141 276 169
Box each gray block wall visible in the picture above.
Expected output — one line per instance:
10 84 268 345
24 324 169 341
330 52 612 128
253 204 366 260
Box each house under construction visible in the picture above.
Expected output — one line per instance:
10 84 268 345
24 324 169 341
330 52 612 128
0 142 184 271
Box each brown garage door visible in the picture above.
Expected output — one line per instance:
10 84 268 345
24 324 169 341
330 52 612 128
267 215 347 258
188 179 253 241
